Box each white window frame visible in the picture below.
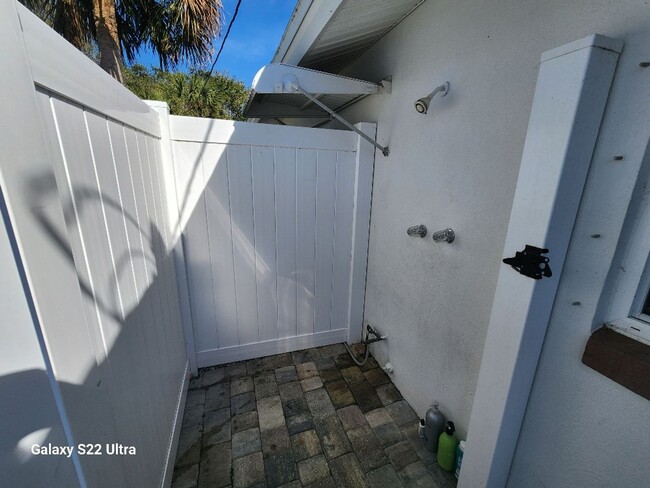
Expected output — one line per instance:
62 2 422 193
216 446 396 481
605 170 650 346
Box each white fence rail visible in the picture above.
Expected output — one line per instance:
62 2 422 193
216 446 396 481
169 117 375 367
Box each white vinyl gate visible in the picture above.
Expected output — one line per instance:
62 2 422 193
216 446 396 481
169 117 376 367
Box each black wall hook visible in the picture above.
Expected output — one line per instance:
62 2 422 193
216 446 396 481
503 245 552 280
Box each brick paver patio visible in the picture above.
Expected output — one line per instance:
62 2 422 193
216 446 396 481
172 343 457 488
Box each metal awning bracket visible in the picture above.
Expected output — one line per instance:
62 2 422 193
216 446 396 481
283 75 389 157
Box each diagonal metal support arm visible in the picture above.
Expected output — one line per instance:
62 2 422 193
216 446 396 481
294 86 389 157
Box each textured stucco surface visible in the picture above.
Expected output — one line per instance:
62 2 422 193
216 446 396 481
308 1 650 484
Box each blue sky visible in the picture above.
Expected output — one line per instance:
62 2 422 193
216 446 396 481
133 0 297 87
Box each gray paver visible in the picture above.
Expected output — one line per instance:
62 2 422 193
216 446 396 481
427 462 457 488
232 391 256 415
314 357 335 371
314 415 352 460
198 442 231 488
332 353 355 369
275 366 298 384
181 403 204 431
298 454 330 485
301 376 323 392
203 408 231 447
233 451 265 488
265 450 298 487
255 372 279 400
318 365 343 384
261 425 292 457
385 440 419 470
366 464 405 488
201 368 226 388
172 464 199 488
291 429 322 461
257 395 285 431
325 379 355 409
303 476 336 488
341 366 365 385
347 425 389 471
226 362 248 380
232 376 255 396
364 368 391 387
278 381 303 402
206 383 231 411
286 413 314 436
277 482 301 488
375 383 402 406
292 349 321 364
296 362 318 380
401 422 435 466
337 405 367 431
365 408 404 447
176 425 202 467
349 381 383 413
329 452 368 487
318 344 346 358
282 397 309 418
398 461 437 488
385 400 418 427
232 427 262 459
186 389 206 408
233 411 259 433
305 389 335 419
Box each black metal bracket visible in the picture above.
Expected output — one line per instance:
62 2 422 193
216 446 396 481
503 245 552 280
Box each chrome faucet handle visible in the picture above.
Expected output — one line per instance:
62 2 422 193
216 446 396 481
432 228 455 243
407 225 427 238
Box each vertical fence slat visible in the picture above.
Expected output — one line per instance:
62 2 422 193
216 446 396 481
252 146 279 342
203 144 238 348
275 147 298 339
330 151 356 330
296 149 318 336
228 145 258 345
314 150 338 333
175 142 218 352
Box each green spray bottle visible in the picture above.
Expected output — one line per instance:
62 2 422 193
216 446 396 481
437 421 458 472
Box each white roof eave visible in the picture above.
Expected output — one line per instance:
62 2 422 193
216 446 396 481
250 63 383 96
272 0 343 65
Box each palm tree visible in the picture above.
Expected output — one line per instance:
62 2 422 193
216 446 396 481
21 0 223 83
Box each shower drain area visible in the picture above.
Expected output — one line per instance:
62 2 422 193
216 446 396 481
172 343 457 488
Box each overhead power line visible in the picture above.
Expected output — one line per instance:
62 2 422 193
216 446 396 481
205 0 243 79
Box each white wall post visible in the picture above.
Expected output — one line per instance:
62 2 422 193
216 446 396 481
147 101 198 377
348 122 377 342
459 35 623 488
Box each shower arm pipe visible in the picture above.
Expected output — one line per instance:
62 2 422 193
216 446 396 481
428 83 448 99
294 85 390 157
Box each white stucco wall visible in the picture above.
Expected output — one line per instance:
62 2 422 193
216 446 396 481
506 15 650 488
324 0 650 453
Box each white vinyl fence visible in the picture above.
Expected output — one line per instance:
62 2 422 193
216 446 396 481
2 4 187 487
2 2 376 486
170 117 375 367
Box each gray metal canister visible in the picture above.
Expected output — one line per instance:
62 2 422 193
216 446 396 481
422 402 446 452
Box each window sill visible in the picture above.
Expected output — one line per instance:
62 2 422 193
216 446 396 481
582 327 650 401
